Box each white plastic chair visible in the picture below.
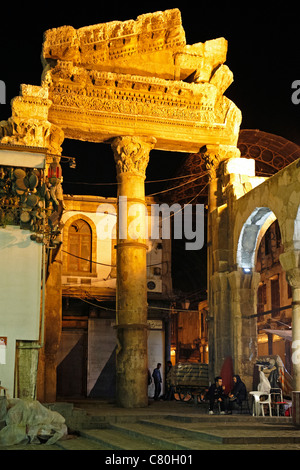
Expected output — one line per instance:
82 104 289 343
258 394 272 416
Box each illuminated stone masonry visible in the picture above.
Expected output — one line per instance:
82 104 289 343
0 85 64 155
0 9 241 153
41 9 241 151
0 8 243 406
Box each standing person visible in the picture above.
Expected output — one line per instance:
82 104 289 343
207 376 227 414
166 360 172 374
164 361 175 400
152 363 162 400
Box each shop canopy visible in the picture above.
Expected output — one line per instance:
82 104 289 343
263 329 292 341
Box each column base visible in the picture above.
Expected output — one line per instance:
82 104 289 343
115 325 148 408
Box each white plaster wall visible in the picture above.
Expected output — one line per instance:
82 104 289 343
86 319 165 398
148 329 165 397
0 226 42 396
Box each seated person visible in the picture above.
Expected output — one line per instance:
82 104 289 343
206 376 227 414
228 374 247 411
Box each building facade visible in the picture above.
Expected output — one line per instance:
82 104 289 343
256 219 292 373
57 194 173 399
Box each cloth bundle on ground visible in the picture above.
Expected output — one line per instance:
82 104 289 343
0 398 67 446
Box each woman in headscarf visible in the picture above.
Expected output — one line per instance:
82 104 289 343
228 375 247 412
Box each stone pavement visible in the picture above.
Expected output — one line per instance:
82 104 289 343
1 398 300 454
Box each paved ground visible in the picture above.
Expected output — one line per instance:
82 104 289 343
1 398 299 456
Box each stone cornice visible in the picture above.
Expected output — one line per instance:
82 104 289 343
42 9 186 80
1 9 241 155
44 61 241 151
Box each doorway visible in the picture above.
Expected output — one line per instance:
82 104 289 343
56 330 87 398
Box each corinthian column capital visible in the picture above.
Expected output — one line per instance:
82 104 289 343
111 136 156 179
201 144 241 178
280 250 300 289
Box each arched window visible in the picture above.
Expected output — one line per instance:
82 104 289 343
68 219 92 273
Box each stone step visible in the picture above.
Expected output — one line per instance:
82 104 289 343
166 414 292 424
139 418 225 443
26 415 300 450
79 427 176 450
107 422 204 450
43 404 300 450
138 417 300 445
55 435 111 450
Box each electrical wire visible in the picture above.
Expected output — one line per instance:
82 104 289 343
63 172 208 198
78 296 200 314
61 182 208 268
62 249 114 267
146 173 208 197
63 172 204 186
158 182 210 224
79 297 116 312
62 249 168 268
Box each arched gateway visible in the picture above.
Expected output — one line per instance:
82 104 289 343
0 9 243 407
208 147 300 393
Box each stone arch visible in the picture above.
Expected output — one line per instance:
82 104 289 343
62 213 98 275
231 165 300 270
230 204 286 389
237 207 277 270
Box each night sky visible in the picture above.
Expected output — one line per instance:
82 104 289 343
1 2 300 295
1 2 300 188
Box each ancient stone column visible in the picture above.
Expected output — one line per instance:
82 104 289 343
37 248 62 403
201 144 240 381
202 144 241 213
111 136 156 408
227 269 260 392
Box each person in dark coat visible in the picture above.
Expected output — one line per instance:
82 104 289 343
207 376 227 414
164 361 175 400
228 374 247 411
152 363 162 400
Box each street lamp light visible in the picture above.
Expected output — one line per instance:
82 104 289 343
181 299 190 310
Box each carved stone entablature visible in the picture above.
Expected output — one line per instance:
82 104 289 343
46 63 219 121
40 9 241 151
111 136 156 178
43 60 241 151
43 9 184 70
0 85 64 155
42 9 231 85
2 9 241 155
43 9 214 81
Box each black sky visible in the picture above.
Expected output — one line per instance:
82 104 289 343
1 2 300 295
1 2 300 192
1 2 300 194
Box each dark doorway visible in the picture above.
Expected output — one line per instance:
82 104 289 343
57 330 87 398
